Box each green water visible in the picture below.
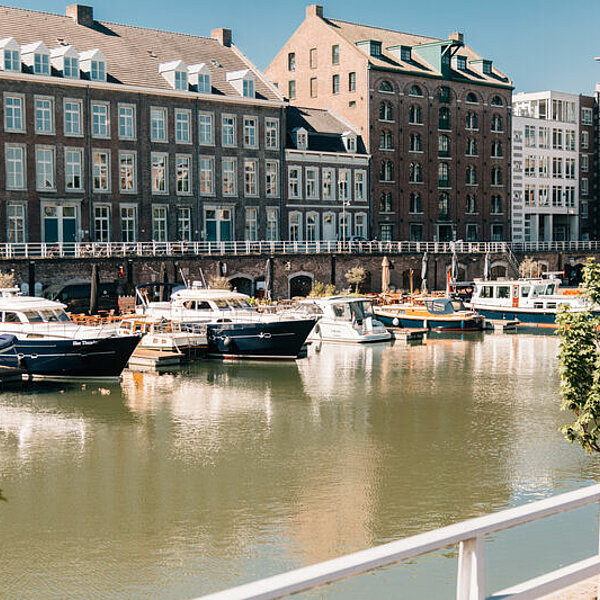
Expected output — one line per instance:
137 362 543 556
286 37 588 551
1 333 599 599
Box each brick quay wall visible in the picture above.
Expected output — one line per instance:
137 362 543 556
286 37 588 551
0 249 595 299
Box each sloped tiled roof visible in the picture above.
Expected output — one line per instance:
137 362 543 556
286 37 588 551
0 4 282 101
286 106 366 154
326 18 512 87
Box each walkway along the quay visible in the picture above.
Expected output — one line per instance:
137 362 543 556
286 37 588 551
193 484 600 600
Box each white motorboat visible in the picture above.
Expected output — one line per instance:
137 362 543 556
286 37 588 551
287 296 391 343
0 288 140 377
135 283 316 359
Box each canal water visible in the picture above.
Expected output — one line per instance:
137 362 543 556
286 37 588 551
1 333 599 599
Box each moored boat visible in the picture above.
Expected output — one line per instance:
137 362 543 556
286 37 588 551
375 297 484 331
0 289 140 378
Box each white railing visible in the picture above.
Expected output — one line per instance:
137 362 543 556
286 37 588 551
193 484 600 600
0 240 599 259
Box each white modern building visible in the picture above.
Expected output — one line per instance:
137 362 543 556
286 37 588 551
512 91 593 242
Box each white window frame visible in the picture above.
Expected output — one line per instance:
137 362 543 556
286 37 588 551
177 206 192 241
92 149 111 192
322 168 335 200
582 108 593 125
222 114 236 147
288 166 302 199
5 143 26 190
244 159 259 197
35 145 56 191
118 103 136 140
338 169 351 201
119 151 137 194
91 101 110 139
199 156 215 196
7 203 26 243
354 170 367 202
266 207 279 241
222 157 237 196
176 153 192 196
152 205 168 242
175 109 191 144
64 98 83 137
151 152 169 195
198 111 214 146
305 167 319 200
265 118 280 150
305 211 319 241
3 93 25 133
354 212 367 238
288 210 302 241
120 204 137 242
93 204 111 242
34 96 54 135
265 160 279 198
65 147 84 192
150 106 168 143
245 207 259 241
243 116 258 149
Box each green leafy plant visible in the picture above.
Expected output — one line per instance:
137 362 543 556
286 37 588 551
557 258 600 452
309 280 337 297
207 275 232 290
345 267 368 294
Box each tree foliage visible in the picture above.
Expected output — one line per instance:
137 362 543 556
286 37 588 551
309 280 337 298
518 256 543 278
207 276 232 290
345 267 368 293
557 258 600 452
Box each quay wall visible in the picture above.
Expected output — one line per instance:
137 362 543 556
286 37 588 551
0 249 595 299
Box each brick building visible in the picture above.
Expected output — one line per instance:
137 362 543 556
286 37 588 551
284 106 369 241
266 5 514 242
0 4 286 244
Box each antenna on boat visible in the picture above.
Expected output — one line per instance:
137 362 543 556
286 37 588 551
179 267 189 289
198 268 208 288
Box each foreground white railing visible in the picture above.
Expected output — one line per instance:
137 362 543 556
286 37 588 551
193 484 600 600
0 240 599 259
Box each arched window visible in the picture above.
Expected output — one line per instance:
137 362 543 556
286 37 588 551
438 193 450 218
466 138 478 156
409 84 423 97
379 101 393 121
380 160 394 182
438 134 450 157
492 168 502 186
379 130 394 150
465 194 477 213
438 162 449 187
409 192 422 213
410 133 422 152
466 112 478 130
492 114 503 132
409 104 423 124
491 195 503 213
439 107 450 130
492 141 503 157
491 95 503 106
466 166 477 185
466 92 478 104
409 162 422 183
439 86 451 103
380 192 393 213
379 80 393 93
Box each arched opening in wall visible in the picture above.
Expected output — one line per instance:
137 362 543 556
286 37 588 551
289 274 313 298
564 263 585 286
491 263 508 279
229 276 253 296
401 269 422 293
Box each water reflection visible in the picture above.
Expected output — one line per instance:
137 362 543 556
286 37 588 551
0 335 598 599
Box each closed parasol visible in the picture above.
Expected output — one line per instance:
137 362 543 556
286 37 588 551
381 256 390 293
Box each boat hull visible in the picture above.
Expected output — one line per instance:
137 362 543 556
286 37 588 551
206 319 316 359
0 335 141 377
376 311 484 331
472 307 558 326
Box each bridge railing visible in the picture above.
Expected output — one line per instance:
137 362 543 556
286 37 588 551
193 484 600 600
0 240 598 259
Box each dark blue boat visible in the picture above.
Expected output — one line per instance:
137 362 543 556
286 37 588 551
206 319 316 359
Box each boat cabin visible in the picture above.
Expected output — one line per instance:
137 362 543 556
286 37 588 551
0 294 72 325
298 297 376 324
422 298 468 315
471 279 570 310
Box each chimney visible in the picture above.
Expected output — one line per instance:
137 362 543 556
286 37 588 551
306 4 323 18
211 28 232 47
66 4 94 27
449 31 464 43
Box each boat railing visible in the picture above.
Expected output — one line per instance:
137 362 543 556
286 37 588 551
193 483 600 600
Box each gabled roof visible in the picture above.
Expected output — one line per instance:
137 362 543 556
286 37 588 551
325 18 512 87
0 4 282 101
286 106 366 154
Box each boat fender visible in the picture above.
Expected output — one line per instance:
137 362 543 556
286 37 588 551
223 336 231 347
314 324 321 337
393 318 399 327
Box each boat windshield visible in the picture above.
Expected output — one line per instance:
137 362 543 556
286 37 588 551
531 285 546 298
350 301 374 319
227 299 253 310
213 300 233 311
450 300 465 312
22 309 72 323
545 283 556 295
520 286 531 297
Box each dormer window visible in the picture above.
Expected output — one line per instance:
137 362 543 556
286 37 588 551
401 46 411 62
482 61 492 75
456 56 467 71
80 49 107 82
356 40 382 58
21 41 50 75
159 60 188 90
342 132 357 153
0 38 20 72
50 45 79 79
226 69 256 98
189 63 211 93
293 127 308 150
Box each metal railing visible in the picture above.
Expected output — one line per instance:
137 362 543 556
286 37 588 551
193 484 600 600
0 240 599 259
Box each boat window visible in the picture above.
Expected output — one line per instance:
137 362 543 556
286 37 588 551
4 311 21 323
520 286 531 297
479 286 494 298
214 300 232 310
196 301 212 310
450 300 465 311
496 286 510 299
22 310 44 322
37 309 60 322
532 285 545 298
332 304 351 320
546 284 556 295
183 300 195 309
57 310 71 322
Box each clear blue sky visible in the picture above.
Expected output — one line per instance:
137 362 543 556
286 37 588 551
6 0 600 95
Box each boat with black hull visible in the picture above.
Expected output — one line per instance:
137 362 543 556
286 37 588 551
136 283 316 360
0 290 140 378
